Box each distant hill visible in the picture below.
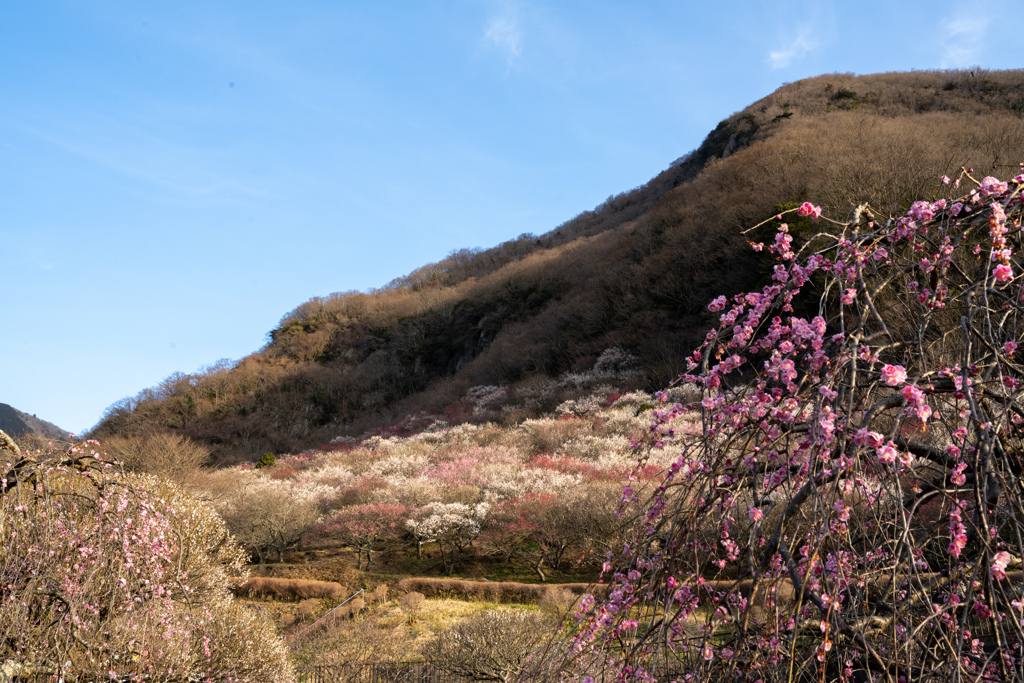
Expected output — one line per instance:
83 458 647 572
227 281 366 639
91 69 1024 464
0 403 71 442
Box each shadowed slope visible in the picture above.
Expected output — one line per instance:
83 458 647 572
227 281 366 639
92 69 1024 463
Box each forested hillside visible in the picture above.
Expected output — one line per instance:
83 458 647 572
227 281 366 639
92 69 1024 463
0 402 70 441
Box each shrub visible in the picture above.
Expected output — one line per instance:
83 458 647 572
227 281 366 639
102 430 210 483
369 582 390 604
348 596 366 616
426 611 552 683
538 586 577 623
256 451 277 469
231 577 346 601
296 598 320 622
399 590 425 614
0 439 293 681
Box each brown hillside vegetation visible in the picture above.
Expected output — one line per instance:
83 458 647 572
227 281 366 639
395 578 609 604
230 577 346 601
92 69 1024 463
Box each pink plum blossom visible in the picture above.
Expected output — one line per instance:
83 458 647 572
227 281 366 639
797 202 822 218
881 364 907 386
876 442 898 464
991 551 1012 581
981 176 1009 196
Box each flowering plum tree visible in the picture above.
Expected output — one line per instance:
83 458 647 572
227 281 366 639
572 169 1024 682
0 437 293 681
481 496 541 563
406 501 490 574
316 502 410 570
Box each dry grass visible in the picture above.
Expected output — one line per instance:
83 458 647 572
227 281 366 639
290 596 542 666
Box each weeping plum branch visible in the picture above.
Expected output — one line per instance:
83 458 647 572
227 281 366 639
571 167 1024 683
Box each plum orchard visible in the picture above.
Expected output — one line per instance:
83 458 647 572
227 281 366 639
573 170 1024 682
0 438 293 682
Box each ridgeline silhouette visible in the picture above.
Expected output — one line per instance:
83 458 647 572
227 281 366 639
92 69 1024 464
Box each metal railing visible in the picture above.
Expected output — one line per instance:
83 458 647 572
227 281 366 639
289 588 366 642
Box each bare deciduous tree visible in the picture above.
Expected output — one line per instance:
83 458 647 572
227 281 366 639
426 611 552 682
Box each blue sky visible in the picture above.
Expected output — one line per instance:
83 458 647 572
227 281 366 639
1 0 1018 434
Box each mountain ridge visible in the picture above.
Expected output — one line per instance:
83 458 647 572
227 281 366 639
91 69 1024 463
0 403 72 442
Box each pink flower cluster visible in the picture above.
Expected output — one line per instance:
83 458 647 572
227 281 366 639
797 202 822 218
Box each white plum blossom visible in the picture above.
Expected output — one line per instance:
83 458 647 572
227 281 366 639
294 463 355 489
405 501 491 545
480 464 583 500
369 454 429 478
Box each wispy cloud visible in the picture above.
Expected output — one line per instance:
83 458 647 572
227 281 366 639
768 23 819 70
14 112 270 207
939 10 988 67
484 5 522 67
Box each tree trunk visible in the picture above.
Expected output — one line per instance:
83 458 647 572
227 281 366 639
534 556 546 582
442 541 457 575
358 544 372 571
273 530 286 563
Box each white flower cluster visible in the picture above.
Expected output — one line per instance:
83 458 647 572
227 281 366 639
368 454 429 478
216 471 334 509
479 464 582 500
466 384 508 406
555 395 606 416
593 347 639 375
371 475 442 506
558 434 632 461
610 390 655 408
405 502 491 544
295 463 356 489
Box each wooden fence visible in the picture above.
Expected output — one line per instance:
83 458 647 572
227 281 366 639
295 661 463 683
12 664 453 683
